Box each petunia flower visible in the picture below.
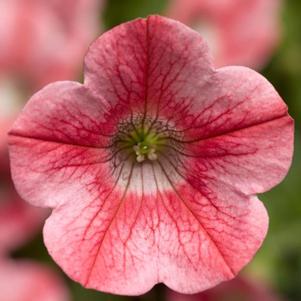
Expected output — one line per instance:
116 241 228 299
0 0 103 89
0 259 70 301
166 0 282 69
167 275 282 301
8 16 294 295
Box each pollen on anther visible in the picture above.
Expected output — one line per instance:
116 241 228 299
148 149 158 161
136 155 145 163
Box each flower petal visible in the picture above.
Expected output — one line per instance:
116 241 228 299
84 15 213 114
42 162 267 295
174 67 294 194
8 81 115 207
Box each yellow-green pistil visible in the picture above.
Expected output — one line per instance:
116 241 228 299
117 127 165 163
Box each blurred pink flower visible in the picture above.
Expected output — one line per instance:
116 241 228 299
0 0 103 89
0 89 47 255
0 119 11 172
0 184 47 255
166 0 282 69
8 16 293 295
0 78 24 171
167 275 282 301
0 259 70 301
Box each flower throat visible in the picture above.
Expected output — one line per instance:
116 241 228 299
112 115 176 164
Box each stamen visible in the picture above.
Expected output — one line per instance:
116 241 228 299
136 154 145 163
147 148 157 161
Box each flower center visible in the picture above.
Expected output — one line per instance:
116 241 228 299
132 135 158 163
118 126 162 163
112 116 177 164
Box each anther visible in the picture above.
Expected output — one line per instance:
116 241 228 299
147 148 157 161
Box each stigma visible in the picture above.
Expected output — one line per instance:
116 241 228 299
133 143 158 163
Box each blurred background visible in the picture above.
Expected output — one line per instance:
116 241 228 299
0 0 300 300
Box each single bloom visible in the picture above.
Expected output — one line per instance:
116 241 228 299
166 0 282 69
167 275 282 301
0 259 70 301
8 16 294 295
0 0 103 89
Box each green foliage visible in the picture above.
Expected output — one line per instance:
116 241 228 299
263 0 301 122
103 0 167 29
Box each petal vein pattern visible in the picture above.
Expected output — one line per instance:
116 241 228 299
8 16 294 295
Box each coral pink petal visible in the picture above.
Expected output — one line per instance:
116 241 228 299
0 259 70 301
7 16 294 295
84 16 213 112
8 81 113 208
178 67 293 195
43 168 267 294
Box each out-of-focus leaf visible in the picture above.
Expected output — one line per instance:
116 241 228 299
249 130 301 300
263 0 301 122
103 0 167 29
